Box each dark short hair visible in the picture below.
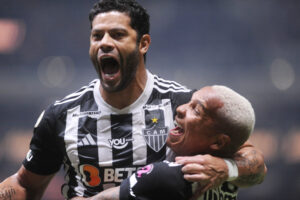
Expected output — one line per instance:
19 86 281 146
89 0 150 42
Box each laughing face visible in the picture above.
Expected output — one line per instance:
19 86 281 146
167 87 224 156
89 11 142 93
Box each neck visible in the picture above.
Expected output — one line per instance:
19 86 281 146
100 66 147 109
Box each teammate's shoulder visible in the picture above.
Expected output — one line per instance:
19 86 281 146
152 73 192 94
50 79 98 111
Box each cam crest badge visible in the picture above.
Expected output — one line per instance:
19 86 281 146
142 102 171 152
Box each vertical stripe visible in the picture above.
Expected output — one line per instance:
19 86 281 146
132 110 147 165
97 113 114 190
77 116 102 195
162 99 174 129
78 117 98 162
64 105 85 197
97 113 113 166
111 114 133 167
213 190 217 200
203 190 208 200
62 158 79 198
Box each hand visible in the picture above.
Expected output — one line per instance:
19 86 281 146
176 154 228 197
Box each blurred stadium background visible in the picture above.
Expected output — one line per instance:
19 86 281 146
0 0 299 199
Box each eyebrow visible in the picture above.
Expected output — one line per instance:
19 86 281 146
195 100 209 115
92 27 127 32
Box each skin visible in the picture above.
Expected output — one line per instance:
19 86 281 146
176 87 267 193
0 11 152 200
0 10 266 200
71 87 266 200
89 11 150 109
167 87 229 156
0 166 54 200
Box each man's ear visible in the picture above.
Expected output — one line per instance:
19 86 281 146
209 134 231 151
139 34 151 54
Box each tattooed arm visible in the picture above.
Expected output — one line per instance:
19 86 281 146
176 139 267 195
0 166 54 200
231 140 267 187
0 185 19 200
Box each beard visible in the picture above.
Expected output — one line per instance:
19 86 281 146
100 45 140 93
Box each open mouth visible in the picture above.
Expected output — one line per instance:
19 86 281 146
170 121 184 136
100 56 120 76
170 126 184 135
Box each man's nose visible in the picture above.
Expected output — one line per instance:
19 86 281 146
100 33 114 53
176 104 186 118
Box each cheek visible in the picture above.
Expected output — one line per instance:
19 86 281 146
120 39 138 52
185 127 206 151
89 43 97 54
89 46 95 58
186 122 200 138
89 45 100 63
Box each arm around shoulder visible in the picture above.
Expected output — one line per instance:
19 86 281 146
231 140 267 187
0 165 55 200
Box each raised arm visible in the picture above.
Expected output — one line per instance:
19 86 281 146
176 140 267 194
0 166 55 200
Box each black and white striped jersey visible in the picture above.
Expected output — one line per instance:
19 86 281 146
23 70 194 199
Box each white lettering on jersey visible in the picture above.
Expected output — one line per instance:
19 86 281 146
104 167 137 183
104 168 114 182
108 138 134 149
72 111 101 118
64 105 85 197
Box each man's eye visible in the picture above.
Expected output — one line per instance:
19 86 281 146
194 108 201 116
193 104 203 116
112 32 125 39
92 33 102 40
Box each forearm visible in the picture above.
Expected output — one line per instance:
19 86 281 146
71 187 120 200
0 174 26 200
232 142 267 187
1 166 55 200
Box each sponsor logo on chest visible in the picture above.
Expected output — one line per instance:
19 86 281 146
108 138 133 149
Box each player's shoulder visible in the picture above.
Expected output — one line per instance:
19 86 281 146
149 72 196 108
152 73 192 94
47 79 98 115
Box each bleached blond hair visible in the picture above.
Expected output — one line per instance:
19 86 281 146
211 85 255 153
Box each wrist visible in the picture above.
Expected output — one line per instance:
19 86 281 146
224 158 239 181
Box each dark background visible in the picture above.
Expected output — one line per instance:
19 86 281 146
0 0 300 199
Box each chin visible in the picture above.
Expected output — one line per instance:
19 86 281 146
101 81 121 93
168 145 182 156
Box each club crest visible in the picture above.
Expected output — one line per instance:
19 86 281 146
142 106 169 152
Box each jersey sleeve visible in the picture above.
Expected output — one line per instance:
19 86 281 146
120 161 192 200
22 105 63 175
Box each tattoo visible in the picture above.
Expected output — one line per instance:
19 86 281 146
0 186 16 200
234 149 265 186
